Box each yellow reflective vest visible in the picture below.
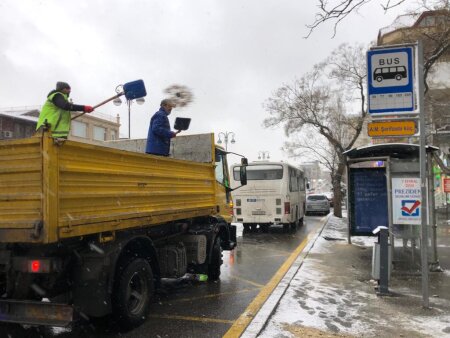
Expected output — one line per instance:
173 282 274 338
36 91 71 138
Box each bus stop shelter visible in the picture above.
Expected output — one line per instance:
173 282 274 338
344 143 440 267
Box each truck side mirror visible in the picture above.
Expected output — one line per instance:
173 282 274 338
241 158 248 166
240 166 247 186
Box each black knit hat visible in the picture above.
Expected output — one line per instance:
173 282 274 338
56 82 71 91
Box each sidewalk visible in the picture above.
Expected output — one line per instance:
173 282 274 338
242 214 450 337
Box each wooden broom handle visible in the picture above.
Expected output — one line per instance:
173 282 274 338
71 92 124 120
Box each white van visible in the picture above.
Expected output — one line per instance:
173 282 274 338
230 161 307 231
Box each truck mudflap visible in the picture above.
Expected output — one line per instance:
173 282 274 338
0 299 73 327
221 224 237 250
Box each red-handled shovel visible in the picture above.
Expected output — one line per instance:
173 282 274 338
72 79 147 120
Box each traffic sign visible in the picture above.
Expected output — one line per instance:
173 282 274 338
367 47 414 114
368 120 416 137
444 178 450 193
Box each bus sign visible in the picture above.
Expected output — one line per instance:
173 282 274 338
367 46 414 115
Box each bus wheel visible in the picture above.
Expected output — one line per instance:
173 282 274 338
299 217 304 226
290 219 299 232
112 258 154 329
261 224 270 233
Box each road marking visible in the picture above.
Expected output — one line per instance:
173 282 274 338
223 236 310 338
170 288 261 303
255 247 292 255
148 314 234 324
229 275 265 288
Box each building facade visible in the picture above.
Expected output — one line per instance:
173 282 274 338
377 9 450 207
0 107 121 144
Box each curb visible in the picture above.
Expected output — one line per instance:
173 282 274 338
241 214 331 337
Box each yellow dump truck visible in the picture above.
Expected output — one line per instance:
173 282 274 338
0 130 247 328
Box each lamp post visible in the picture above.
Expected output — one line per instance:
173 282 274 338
217 131 236 151
258 151 270 160
113 85 145 139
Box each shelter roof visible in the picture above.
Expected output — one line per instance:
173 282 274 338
344 143 438 160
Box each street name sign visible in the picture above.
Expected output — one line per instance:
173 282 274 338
367 47 414 115
368 120 416 137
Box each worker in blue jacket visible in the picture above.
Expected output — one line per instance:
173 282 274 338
145 99 180 156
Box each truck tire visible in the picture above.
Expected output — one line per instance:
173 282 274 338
112 258 154 329
208 238 223 281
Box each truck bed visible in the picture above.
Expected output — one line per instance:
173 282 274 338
0 134 217 244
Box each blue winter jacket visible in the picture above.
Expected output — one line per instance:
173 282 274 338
145 108 174 156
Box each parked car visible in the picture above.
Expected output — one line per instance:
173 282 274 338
306 194 330 215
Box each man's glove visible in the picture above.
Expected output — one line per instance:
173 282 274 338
84 106 94 113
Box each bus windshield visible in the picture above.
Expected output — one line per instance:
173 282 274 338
233 164 283 181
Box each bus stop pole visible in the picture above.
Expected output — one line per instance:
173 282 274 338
417 40 429 308
428 152 441 271
386 158 394 261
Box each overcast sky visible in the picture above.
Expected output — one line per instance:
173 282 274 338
0 0 414 165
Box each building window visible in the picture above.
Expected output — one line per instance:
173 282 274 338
93 126 106 141
72 121 87 138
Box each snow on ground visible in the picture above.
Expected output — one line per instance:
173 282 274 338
258 215 450 338
259 261 376 337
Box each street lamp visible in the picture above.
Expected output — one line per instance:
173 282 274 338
113 85 145 139
258 151 270 160
217 131 236 151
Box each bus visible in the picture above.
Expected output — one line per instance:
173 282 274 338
373 65 407 82
230 161 307 232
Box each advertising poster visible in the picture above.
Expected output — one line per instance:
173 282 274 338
392 177 421 225
349 168 388 236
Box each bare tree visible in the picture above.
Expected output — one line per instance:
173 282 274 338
264 43 367 217
284 129 341 192
307 0 450 37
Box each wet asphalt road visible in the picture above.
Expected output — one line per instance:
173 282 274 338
1 215 328 338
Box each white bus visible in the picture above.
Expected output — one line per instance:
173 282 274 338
230 161 307 232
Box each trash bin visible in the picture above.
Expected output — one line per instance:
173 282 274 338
372 242 392 280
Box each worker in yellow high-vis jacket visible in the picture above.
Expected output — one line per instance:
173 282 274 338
36 81 94 138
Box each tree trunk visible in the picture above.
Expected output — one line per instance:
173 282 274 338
332 159 347 218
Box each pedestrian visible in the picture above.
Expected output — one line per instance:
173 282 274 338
36 81 94 138
145 99 181 156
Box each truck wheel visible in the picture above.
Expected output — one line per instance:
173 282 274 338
112 258 154 329
208 238 223 281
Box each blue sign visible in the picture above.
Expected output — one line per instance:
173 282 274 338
349 168 388 236
367 47 414 114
